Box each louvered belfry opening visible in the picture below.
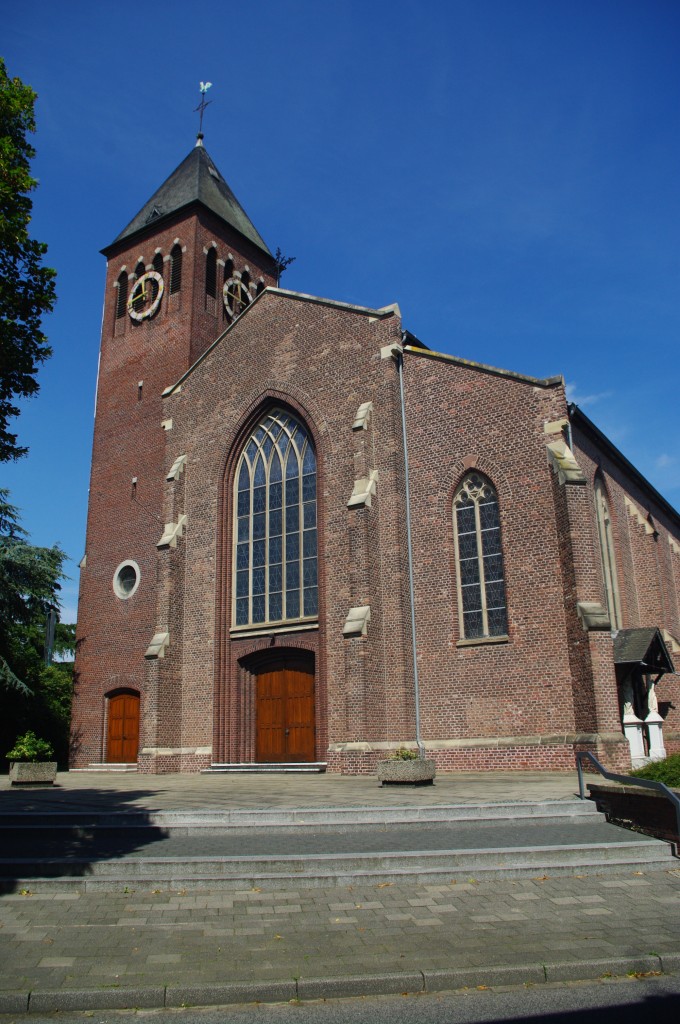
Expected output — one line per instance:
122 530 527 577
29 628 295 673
170 244 182 294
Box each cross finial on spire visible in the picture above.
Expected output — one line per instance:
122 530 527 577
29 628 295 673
195 82 213 145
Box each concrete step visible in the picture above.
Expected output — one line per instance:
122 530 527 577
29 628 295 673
70 764 138 772
0 838 671 891
0 799 599 831
0 808 673 891
203 762 327 773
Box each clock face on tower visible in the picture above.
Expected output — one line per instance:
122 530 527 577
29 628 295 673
128 271 164 321
223 275 253 319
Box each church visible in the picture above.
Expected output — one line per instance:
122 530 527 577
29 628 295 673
71 136 680 775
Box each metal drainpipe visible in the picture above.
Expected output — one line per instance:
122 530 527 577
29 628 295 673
397 337 425 758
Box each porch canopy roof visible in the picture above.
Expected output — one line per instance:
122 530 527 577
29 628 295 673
613 627 675 675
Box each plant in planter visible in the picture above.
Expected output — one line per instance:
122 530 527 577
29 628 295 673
376 747 436 786
6 730 57 785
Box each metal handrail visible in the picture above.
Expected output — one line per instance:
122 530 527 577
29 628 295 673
576 750 680 838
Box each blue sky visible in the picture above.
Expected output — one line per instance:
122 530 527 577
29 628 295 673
4 0 680 623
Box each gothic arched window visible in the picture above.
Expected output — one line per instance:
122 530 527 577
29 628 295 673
453 473 508 639
233 409 317 627
594 476 621 628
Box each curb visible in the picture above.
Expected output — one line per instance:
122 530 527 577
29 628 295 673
0 954 676 1013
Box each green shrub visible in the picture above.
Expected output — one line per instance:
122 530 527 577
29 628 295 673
6 730 54 762
390 747 419 761
630 753 680 789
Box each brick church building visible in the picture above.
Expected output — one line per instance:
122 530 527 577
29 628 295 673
71 139 680 774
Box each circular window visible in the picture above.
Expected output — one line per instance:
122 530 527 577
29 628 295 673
113 560 140 600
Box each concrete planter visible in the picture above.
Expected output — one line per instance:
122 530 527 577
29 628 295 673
377 758 436 786
9 761 58 786
588 781 679 846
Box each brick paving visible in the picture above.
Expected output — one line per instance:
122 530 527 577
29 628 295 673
0 769 580 811
1 770 679 1010
1 869 679 995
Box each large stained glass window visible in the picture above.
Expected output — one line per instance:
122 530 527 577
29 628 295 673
233 410 317 627
453 474 508 639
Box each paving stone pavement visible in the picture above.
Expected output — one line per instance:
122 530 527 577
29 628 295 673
0 769 582 811
1 868 679 1004
1 770 679 1010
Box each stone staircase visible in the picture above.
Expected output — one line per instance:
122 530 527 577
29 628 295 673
0 798 675 892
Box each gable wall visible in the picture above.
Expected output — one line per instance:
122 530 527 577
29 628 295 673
148 294 414 772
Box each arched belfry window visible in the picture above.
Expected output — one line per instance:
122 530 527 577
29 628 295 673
115 271 128 320
233 409 317 627
594 476 621 628
453 473 508 639
205 247 217 304
170 244 182 293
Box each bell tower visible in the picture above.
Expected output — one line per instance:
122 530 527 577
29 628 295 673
72 138 278 768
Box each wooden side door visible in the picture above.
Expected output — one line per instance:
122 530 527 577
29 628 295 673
107 693 140 763
256 656 315 763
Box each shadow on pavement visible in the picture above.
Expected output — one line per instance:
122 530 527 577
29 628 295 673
0 783 170 893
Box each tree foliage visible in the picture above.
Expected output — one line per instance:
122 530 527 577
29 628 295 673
0 58 56 461
0 489 72 766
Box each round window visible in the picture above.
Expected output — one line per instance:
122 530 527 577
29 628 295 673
113 560 140 599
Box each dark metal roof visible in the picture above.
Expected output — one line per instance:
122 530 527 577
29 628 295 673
569 405 680 530
106 143 272 257
613 627 675 673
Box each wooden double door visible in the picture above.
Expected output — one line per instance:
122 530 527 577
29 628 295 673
255 653 316 763
107 692 140 763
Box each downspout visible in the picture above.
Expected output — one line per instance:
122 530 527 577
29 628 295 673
397 336 425 758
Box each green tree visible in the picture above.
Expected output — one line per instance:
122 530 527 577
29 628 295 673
0 489 72 766
0 58 56 461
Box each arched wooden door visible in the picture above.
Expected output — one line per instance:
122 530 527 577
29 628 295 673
255 653 315 763
107 692 140 763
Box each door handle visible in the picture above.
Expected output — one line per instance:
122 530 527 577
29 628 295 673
285 729 290 736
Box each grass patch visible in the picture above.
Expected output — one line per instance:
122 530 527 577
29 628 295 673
630 753 680 788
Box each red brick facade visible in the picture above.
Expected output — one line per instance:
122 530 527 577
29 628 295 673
71 148 680 774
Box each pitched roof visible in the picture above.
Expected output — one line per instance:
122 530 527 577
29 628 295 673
570 405 680 530
107 143 272 257
613 627 675 674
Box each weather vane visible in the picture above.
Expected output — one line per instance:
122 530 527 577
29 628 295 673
195 82 213 139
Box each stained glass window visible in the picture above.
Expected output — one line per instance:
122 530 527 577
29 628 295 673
453 474 507 639
233 410 317 627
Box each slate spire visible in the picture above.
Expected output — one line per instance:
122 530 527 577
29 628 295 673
107 146 272 257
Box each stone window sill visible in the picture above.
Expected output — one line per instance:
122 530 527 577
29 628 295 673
456 634 510 649
230 620 318 640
